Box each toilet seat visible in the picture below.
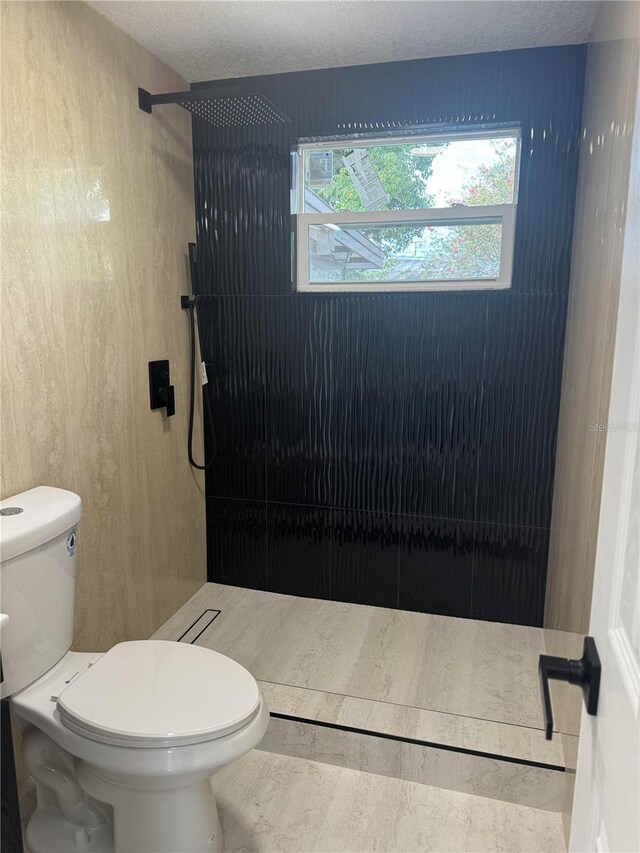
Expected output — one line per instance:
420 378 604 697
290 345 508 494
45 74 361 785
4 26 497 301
56 640 261 748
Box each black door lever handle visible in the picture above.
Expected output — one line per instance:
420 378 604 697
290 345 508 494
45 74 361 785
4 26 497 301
538 636 601 740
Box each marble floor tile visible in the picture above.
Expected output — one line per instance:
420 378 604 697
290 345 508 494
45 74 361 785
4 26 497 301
212 750 567 852
560 734 580 845
260 717 565 811
257 681 565 766
154 583 583 736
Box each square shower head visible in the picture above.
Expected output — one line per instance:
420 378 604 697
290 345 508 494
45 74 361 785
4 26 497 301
138 87 289 128
180 93 288 127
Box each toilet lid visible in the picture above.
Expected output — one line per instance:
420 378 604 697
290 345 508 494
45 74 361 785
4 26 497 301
56 641 261 747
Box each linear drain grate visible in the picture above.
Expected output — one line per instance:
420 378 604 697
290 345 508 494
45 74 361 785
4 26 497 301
176 608 221 644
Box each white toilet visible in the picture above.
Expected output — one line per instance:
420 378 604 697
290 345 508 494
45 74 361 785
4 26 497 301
0 486 269 853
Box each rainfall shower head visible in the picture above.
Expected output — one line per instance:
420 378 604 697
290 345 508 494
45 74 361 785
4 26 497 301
138 87 289 128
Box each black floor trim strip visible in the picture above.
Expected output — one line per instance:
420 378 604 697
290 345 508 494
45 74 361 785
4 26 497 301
269 712 566 773
176 609 221 643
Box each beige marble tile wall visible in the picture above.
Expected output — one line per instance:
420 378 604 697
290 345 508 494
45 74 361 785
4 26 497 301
0 1 205 651
545 0 640 634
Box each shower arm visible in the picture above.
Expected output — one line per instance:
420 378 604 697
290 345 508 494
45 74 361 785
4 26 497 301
139 86 237 113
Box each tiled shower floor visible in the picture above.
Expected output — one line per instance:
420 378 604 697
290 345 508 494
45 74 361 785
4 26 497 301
154 583 583 765
154 584 584 851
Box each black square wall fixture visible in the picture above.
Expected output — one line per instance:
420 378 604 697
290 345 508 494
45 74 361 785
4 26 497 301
399 515 474 618
331 509 400 608
266 503 332 599
471 523 549 627
207 498 267 590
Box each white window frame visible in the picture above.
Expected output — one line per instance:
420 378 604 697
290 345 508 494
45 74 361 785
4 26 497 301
294 128 521 293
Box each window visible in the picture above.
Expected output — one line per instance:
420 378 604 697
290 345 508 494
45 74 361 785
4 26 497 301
293 129 520 292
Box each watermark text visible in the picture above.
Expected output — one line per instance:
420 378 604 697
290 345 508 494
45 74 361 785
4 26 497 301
589 421 638 433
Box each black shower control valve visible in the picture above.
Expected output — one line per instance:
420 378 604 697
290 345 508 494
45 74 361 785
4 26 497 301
149 360 175 417
160 384 175 417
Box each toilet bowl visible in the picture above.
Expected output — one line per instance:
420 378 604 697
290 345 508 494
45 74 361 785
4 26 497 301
12 642 269 853
1 487 268 853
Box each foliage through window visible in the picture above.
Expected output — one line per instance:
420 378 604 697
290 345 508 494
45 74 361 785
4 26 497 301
293 129 520 291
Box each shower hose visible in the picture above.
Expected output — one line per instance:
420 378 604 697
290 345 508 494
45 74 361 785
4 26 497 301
187 301 215 470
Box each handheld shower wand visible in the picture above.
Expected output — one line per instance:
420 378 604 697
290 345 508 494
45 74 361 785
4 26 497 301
182 243 215 470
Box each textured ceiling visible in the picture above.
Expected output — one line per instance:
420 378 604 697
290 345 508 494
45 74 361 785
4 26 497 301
88 1 599 83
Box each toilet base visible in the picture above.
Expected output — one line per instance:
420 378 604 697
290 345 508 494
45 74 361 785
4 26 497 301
21 724 224 853
25 806 114 853
78 764 223 853
24 772 224 853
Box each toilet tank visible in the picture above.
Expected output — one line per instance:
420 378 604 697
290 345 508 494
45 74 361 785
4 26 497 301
0 487 82 699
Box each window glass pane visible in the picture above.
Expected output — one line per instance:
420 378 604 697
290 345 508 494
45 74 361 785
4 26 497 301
303 135 518 214
308 221 502 283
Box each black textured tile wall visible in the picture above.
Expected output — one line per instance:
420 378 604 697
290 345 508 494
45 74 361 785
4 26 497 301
476 293 568 528
333 51 504 128
399 516 475 618
471 524 549 627
399 294 486 521
194 45 586 626
331 295 405 514
266 503 332 599
331 509 400 608
207 498 267 590
198 296 266 500
193 123 290 296
265 296 332 506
